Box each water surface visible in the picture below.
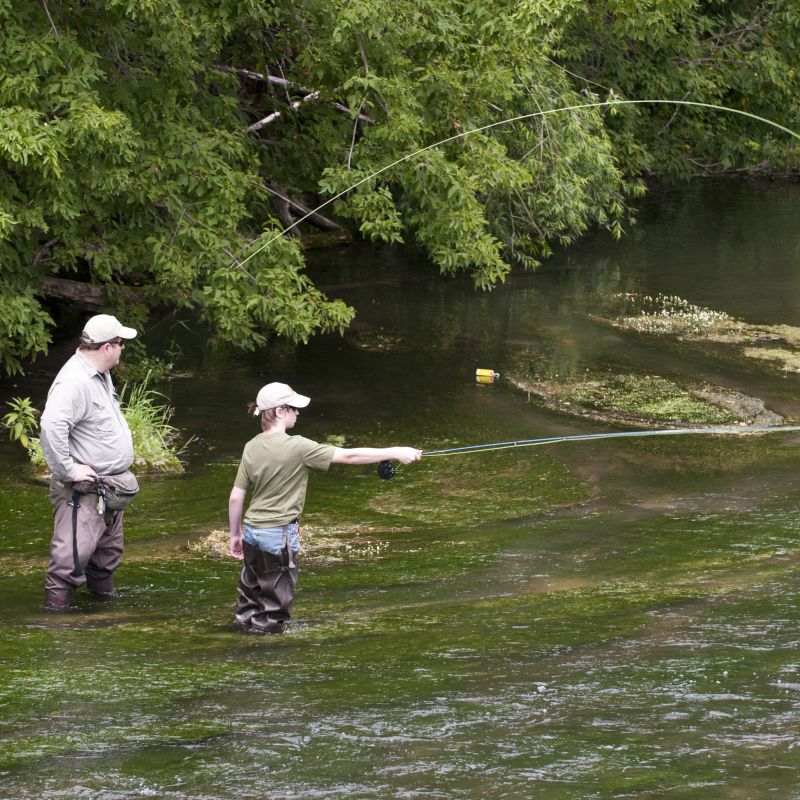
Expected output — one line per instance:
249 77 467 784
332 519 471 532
1 180 799 799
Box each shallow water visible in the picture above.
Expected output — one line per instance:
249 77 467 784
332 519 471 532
1 181 800 798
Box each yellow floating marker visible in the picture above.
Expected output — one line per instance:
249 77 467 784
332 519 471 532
475 368 500 384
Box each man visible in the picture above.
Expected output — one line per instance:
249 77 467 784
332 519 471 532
228 382 421 634
40 314 138 612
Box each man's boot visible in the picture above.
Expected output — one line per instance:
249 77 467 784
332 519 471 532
86 575 117 599
44 586 72 613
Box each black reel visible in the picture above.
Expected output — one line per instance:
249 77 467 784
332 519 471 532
377 460 396 480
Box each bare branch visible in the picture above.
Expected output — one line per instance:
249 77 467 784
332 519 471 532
31 237 60 269
247 91 321 133
335 102 374 124
659 90 691 133
269 191 296 232
213 64 291 88
358 40 370 74
215 64 375 124
347 100 367 170
40 0 59 38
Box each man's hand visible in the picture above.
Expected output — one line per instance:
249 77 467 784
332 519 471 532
72 463 97 482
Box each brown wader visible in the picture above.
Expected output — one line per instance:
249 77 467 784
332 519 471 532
234 540 298 634
45 479 123 610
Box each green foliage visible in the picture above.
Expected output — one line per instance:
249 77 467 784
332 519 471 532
1 0 797 374
0 0 352 373
0 287 53 375
113 338 182 384
2 396 39 450
558 0 800 177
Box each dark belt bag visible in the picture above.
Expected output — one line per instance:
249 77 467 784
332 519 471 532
72 470 140 511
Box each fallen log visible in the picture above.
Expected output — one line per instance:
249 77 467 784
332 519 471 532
266 183 342 232
40 276 104 309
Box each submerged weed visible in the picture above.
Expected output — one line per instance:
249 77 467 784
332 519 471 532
188 526 399 564
505 370 782 427
568 375 738 424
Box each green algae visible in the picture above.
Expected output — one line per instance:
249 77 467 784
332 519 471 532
6 488 797 760
566 374 737 424
2 411 798 790
3 490 800 793
507 370 780 427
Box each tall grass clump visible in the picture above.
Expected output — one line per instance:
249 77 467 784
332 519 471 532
119 374 189 473
1 396 47 471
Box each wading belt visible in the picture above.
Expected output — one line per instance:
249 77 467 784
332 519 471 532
68 490 83 579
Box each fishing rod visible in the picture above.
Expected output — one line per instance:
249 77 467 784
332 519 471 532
376 424 800 479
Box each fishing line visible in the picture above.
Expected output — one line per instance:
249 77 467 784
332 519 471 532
376 425 800 478
238 98 800 270
422 425 800 457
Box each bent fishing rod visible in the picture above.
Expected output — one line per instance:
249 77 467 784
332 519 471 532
376 424 800 479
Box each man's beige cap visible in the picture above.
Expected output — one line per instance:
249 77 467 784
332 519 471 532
82 314 138 343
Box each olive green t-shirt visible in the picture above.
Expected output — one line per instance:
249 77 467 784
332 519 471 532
234 431 335 527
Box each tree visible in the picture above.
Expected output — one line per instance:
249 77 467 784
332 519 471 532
1 0 355 375
1 0 797 375
558 0 800 178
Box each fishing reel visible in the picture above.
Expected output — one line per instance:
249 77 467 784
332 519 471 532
377 460 396 480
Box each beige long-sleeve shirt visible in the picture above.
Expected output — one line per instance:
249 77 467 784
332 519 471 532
40 350 134 481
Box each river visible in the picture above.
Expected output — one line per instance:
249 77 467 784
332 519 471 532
1 180 799 799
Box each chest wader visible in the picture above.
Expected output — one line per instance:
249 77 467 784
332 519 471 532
44 487 84 612
69 487 120 588
234 533 298 634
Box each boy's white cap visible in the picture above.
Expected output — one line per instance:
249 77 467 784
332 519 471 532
82 314 137 343
254 382 311 414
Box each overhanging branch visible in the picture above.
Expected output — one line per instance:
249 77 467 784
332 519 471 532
40 276 104 309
